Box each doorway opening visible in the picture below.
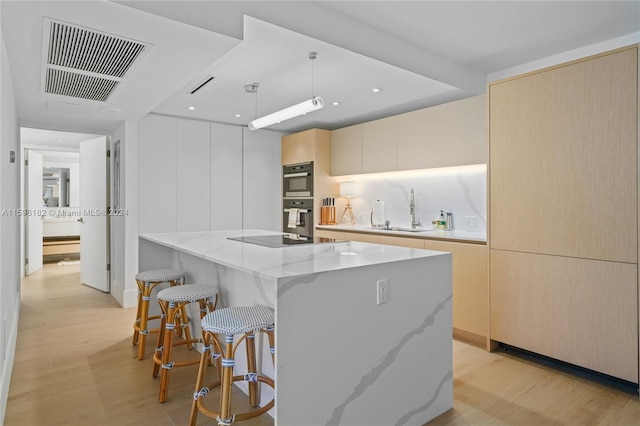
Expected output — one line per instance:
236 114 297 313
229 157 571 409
21 127 111 293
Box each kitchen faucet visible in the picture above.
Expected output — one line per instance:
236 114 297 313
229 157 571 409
410 189 421 229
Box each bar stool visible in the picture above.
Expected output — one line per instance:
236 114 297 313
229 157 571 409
153 284 219 402
132 269 185 360
189 306 275 426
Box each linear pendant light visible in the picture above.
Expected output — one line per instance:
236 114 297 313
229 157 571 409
248 97 324 130
248 52 324 131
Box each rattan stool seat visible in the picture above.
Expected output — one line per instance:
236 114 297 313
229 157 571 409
136 269 185 283
201 306 274 335
158 284 219 304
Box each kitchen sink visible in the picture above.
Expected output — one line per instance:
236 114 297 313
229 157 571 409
395 227 431 232
369 226 431 232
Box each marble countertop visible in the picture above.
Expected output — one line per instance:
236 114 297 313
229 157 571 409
140 229 446 280
316 224 487 243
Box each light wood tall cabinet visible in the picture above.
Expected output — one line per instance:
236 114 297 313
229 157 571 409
281 129 332 226
489 46 638 383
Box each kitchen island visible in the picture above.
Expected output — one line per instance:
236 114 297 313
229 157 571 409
139 229 452 425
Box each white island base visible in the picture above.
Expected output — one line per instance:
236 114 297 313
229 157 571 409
139 230 453 425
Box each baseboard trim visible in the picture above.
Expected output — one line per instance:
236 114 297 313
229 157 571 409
453 328 486 349
1 297 20 424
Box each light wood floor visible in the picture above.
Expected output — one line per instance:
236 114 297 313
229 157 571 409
5 263 639 425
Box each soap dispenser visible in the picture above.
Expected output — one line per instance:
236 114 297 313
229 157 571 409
438 210 446 229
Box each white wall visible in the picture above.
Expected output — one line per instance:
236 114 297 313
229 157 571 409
488 32 640 82
109 120 140 309
0 31 21 424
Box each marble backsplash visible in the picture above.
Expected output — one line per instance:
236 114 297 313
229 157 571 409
330 164 486 232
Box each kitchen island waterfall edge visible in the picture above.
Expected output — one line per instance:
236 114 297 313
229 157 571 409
139 229 453 425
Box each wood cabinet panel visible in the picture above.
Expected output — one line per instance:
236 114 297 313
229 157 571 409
314 229 346 240
282 130 315 165
424 240 487 340
176 118 210 232
344 232 381 244
380 235 424 249
397 95 486 171
490 48 637 263
362 117 397 173
490 249 638 382
331 124 362 176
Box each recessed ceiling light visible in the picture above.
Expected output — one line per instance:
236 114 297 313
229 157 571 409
372 87 383 93
235 114 241 118
187 106 195 111
332 101 342 106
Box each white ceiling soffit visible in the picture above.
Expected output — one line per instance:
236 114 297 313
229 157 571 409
42 18 150 103
153 16 459 133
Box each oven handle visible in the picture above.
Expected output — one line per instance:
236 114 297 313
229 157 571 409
283 172 310 178
284 208 310 213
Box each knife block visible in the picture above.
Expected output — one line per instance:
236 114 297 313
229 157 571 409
320 206 336 225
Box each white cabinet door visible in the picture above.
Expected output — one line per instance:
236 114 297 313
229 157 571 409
242 128 282 231
211 123 242 230
138 115 177 233
177 118 210 232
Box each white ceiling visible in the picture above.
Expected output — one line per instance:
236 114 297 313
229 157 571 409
2 1 639 140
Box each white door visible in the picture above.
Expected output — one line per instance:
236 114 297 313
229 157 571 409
79 137 109 292
26 150 43 275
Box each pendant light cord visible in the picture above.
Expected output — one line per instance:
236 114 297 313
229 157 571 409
309 52 317 99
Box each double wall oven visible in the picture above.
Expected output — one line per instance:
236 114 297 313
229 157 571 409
283 162 314 238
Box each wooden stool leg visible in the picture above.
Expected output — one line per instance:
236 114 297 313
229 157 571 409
152 300 168 378
159 301 177 403
132 282 143 345
179 303 194 350
137 281 152 360
245 333 259 407
219 334 235 424
190 331 214 426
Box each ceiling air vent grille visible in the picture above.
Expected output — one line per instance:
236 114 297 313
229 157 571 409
42 18 149 102
45 68 119 102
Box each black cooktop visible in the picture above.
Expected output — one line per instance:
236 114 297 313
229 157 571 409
228 234 344 248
